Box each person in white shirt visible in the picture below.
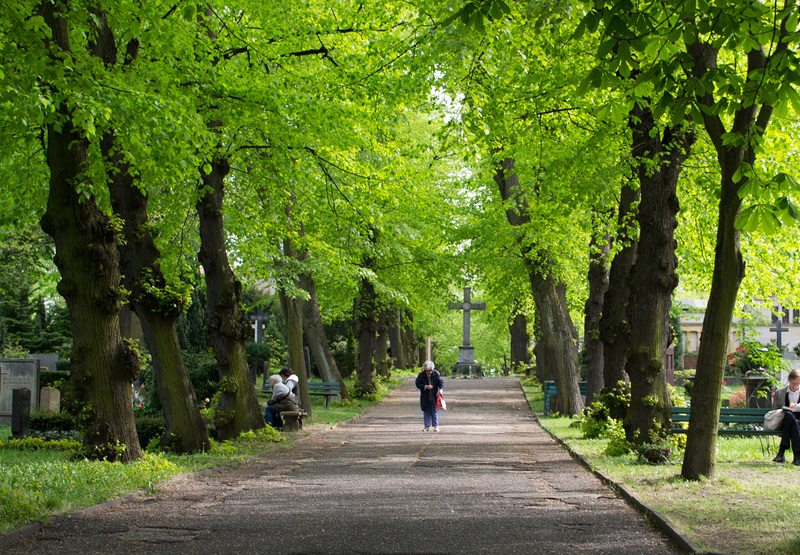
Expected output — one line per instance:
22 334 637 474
280 366 300 407
772 369 800 464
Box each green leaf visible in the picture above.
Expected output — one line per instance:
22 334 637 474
597 38 616 59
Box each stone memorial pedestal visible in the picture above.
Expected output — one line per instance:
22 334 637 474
40 386 61 413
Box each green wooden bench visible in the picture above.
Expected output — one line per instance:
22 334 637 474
670 406 779 435
262 381 341 409
543 380 586 414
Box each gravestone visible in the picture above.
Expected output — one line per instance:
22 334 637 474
40 386 61 413
447 287 486 378
0 359 40 422
11 388 31 438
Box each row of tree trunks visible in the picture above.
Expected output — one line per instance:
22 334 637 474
197 156 265 440
623 105 692 444
39 0 141 462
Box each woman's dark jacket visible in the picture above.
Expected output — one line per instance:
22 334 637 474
415 370 444 411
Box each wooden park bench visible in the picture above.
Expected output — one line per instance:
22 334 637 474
543 380 587 414
262 381 341 409
671 406 780 454
670 406 779 435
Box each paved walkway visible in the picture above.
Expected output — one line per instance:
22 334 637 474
4 377 682 554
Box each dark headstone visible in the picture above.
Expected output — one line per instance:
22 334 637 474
11 388 31 438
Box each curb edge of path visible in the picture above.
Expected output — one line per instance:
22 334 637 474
522 385 704 554
0 382 407 551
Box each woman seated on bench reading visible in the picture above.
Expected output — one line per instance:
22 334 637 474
265 374 298 430
773 369 800 465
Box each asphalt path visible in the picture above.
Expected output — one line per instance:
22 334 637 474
3 376 682 554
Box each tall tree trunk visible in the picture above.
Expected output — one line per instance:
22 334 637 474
495 157 582 415
529 270 583 415
681 37 775 479
354 273 378 394
388 308 407 370
279 289 312 412
105 134 210 454
599 181 639 419
38 0 141 462
584 221 610 407
624 105 692 444
197 156 264 440
509 308 530 373
299 271 349 401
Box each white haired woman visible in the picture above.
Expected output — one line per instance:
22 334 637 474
415 360 444 432
265 374 298 429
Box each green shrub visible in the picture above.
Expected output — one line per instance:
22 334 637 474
183 351 220 401
30 410 76 433
603 420 633 456
579 402 612 439
134 414 166 449
39 370 69 389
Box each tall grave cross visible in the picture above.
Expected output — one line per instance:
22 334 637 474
770 305 790 354
249 307 269 344
448 287 486 377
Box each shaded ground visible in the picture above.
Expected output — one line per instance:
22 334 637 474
3 377 683 554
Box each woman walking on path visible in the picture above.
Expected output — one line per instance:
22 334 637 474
416 360 444 432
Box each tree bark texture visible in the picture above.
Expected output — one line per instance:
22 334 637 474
299 271 349 401
599 181 639 418
494 157 582 415
197 156 264 439
584 222 610 407
623 105 692 444
105 134 210 453
38 0 141 462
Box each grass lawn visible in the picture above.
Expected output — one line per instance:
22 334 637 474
522 383 800 555
0 374 411 535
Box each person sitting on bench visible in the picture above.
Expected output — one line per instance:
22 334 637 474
279 366 300 408
772 369 800 465
265 374 298 430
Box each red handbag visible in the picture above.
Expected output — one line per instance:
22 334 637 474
436 391 446 410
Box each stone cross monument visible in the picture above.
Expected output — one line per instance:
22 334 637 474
448 287 486 377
